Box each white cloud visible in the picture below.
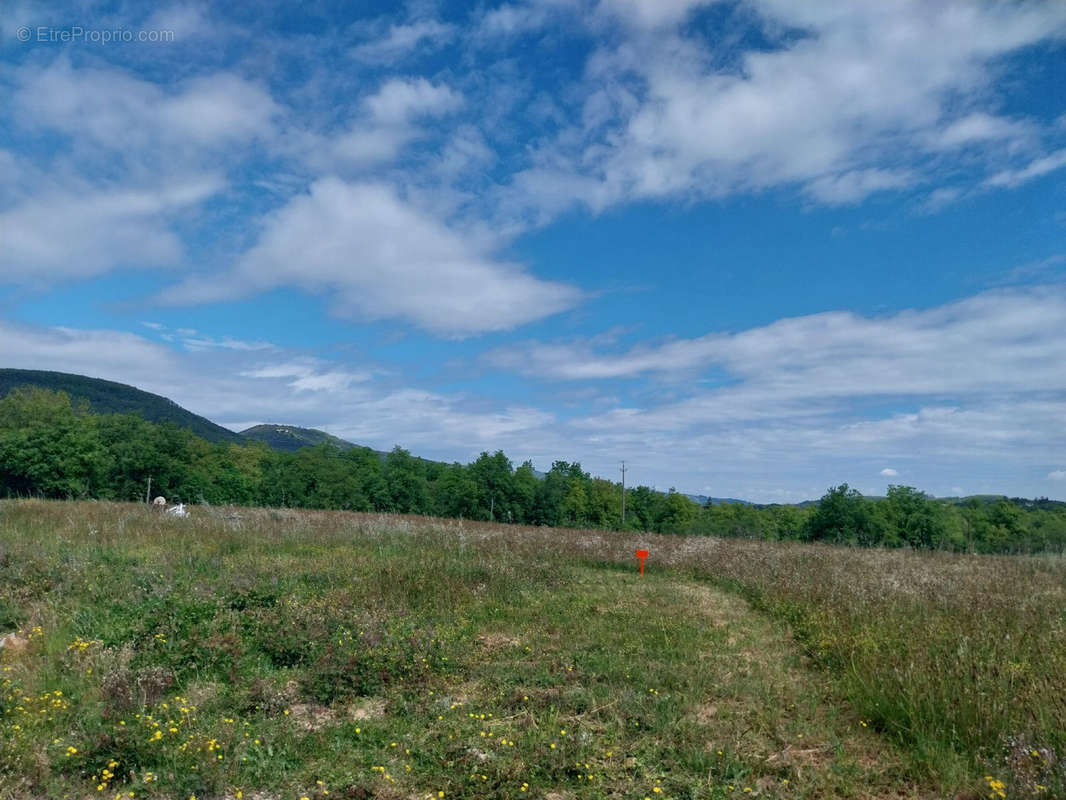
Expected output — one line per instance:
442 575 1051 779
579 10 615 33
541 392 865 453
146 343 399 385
477 3 554 37
326 127 411 167
922 187 964 213
598 0 711 29
880 468 899 477
143 4 212 39
1049 470 1066 481
365 77 463 124
0 58 277 284
0 177 224 281
314 78 463 169
14 59 279 153
239 362 372 393
180 336 275 352
487 287 1066 396
931 112 1035 150
140 322 276 352
805 169 916 205
161 178 581 336
0 320 183 389
436 125 496 177
984 148 1066 189
509 2 1066 215
351 19 455 62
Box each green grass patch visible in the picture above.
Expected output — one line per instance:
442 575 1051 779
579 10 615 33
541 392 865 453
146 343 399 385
3 500 1060 799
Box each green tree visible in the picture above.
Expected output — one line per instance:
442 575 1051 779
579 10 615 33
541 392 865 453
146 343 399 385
561 483 588 527
511 461 539 523
656 490 697 533
885 485 947 549
469 450 514 521
626 485 663 532
585 478 621 529
803 484 880 545
385 447 429 513
431 464 481 519
0 388 104 498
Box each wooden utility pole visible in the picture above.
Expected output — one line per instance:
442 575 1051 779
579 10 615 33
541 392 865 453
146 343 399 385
620 461 627 527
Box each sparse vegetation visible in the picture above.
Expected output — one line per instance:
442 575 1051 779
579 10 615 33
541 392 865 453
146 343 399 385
3 500 1065 799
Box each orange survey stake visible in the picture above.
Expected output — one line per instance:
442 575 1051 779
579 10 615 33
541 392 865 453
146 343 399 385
635 549 649 576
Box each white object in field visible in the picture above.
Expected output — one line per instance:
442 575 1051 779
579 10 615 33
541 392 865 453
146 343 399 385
152 496 167 508
166 503 188 518
0 632 28 654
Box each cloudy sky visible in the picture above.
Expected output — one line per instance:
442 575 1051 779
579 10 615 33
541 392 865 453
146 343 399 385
2 0 1065 502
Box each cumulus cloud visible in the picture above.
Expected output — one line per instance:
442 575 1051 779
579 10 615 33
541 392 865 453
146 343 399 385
1049 471 1066 481
880 468 899 477
160 178 581 336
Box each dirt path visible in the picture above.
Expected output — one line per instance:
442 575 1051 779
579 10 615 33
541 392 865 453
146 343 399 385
553 569 938 799
676 577 938 799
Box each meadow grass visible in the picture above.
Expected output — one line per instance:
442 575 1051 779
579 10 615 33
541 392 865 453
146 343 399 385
1 500 1063 799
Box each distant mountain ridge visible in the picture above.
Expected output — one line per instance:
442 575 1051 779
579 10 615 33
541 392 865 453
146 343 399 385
0 369 245 445
241 424 366 453
683 494 753 507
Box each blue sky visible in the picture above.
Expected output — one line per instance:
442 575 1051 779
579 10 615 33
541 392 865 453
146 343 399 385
1 0 1065 502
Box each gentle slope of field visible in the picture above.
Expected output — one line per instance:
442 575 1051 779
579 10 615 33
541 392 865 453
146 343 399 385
2 501 1064 799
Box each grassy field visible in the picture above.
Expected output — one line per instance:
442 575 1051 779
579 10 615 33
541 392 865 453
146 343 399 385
1 501 1064 799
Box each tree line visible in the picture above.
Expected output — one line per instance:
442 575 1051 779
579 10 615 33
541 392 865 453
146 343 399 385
2 387 1064 553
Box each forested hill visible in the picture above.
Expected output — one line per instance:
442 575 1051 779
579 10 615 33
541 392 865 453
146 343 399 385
0 369 245 445
0 370 431 464
240 424 362 453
